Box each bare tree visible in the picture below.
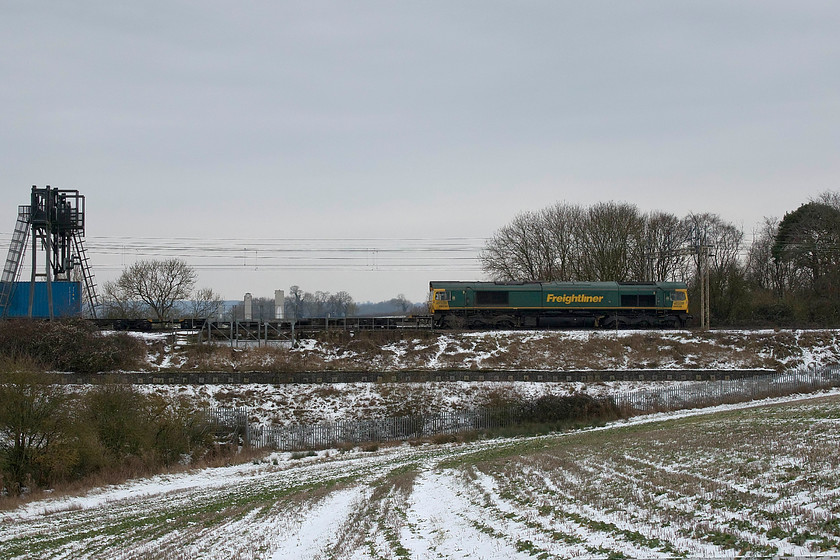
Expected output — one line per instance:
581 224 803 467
683 213 743 278
389 293 413 314
814 190 840 210
328 291 356 317
576 202 645 281
101 280 149 319
286 285 306 320
542 202 584 281
745 218 794 297
311 291 331 317
188 287 223 319
112 259 197 321
481 201 689 283
280 286 357 319
637 211 691 282
481 203 584 282
683 213 746 322
481 211 550 281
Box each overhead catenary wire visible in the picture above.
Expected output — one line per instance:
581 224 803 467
2 232 836 274
0 235 489 273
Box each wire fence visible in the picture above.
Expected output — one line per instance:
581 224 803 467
204 365 840 451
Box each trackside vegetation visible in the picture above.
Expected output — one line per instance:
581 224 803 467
482 195 840 327
0 362 220 497
0 318 145 373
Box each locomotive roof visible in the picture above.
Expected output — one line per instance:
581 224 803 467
429 280 688 290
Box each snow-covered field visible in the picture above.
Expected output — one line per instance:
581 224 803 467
4 392 840 559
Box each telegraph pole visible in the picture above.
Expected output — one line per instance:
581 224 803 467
700 246 705 330
695 243 714 330
705 245 711 330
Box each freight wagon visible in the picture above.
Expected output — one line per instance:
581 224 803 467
428 281 689 329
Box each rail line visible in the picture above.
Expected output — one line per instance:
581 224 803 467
55 369 773 385
95 315 434 334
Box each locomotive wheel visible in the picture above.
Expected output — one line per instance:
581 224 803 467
603 315 628 328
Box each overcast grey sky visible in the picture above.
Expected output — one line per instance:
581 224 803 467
2 1 838 303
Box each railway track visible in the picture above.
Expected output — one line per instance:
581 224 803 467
95 315 434 334
55 369 773 385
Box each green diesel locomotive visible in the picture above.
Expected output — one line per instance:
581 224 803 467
428 281 690 329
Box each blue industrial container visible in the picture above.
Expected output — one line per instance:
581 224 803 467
2 281 82 318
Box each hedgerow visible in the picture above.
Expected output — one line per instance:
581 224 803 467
0 318 145 373
0 363 216 497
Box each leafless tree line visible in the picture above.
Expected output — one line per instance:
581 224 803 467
285 285 356 319
481 201 742 284
482 194 840 325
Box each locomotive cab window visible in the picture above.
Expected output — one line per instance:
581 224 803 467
476 291 509 305
434 291 450 301
671 291 686 301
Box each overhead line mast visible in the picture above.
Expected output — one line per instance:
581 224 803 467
646 243 714 330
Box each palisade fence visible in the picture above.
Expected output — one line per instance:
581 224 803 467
204 365 840 451
612 365 840 411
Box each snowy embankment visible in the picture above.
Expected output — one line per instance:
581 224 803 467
4 392 840 559
139 378 723 426
127 328 840 425
141 328 840 373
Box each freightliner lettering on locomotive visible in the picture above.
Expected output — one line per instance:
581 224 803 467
428 281 690 329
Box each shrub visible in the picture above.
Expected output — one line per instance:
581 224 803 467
0 365 215 497
0 360 76 494
430 433 458 444
478 387 522 410
82 386 213 469
512 393 623 428
84 385 152 460
0 319 146 373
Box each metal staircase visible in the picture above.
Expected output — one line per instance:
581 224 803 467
0 206 31 317
72 234 99 319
